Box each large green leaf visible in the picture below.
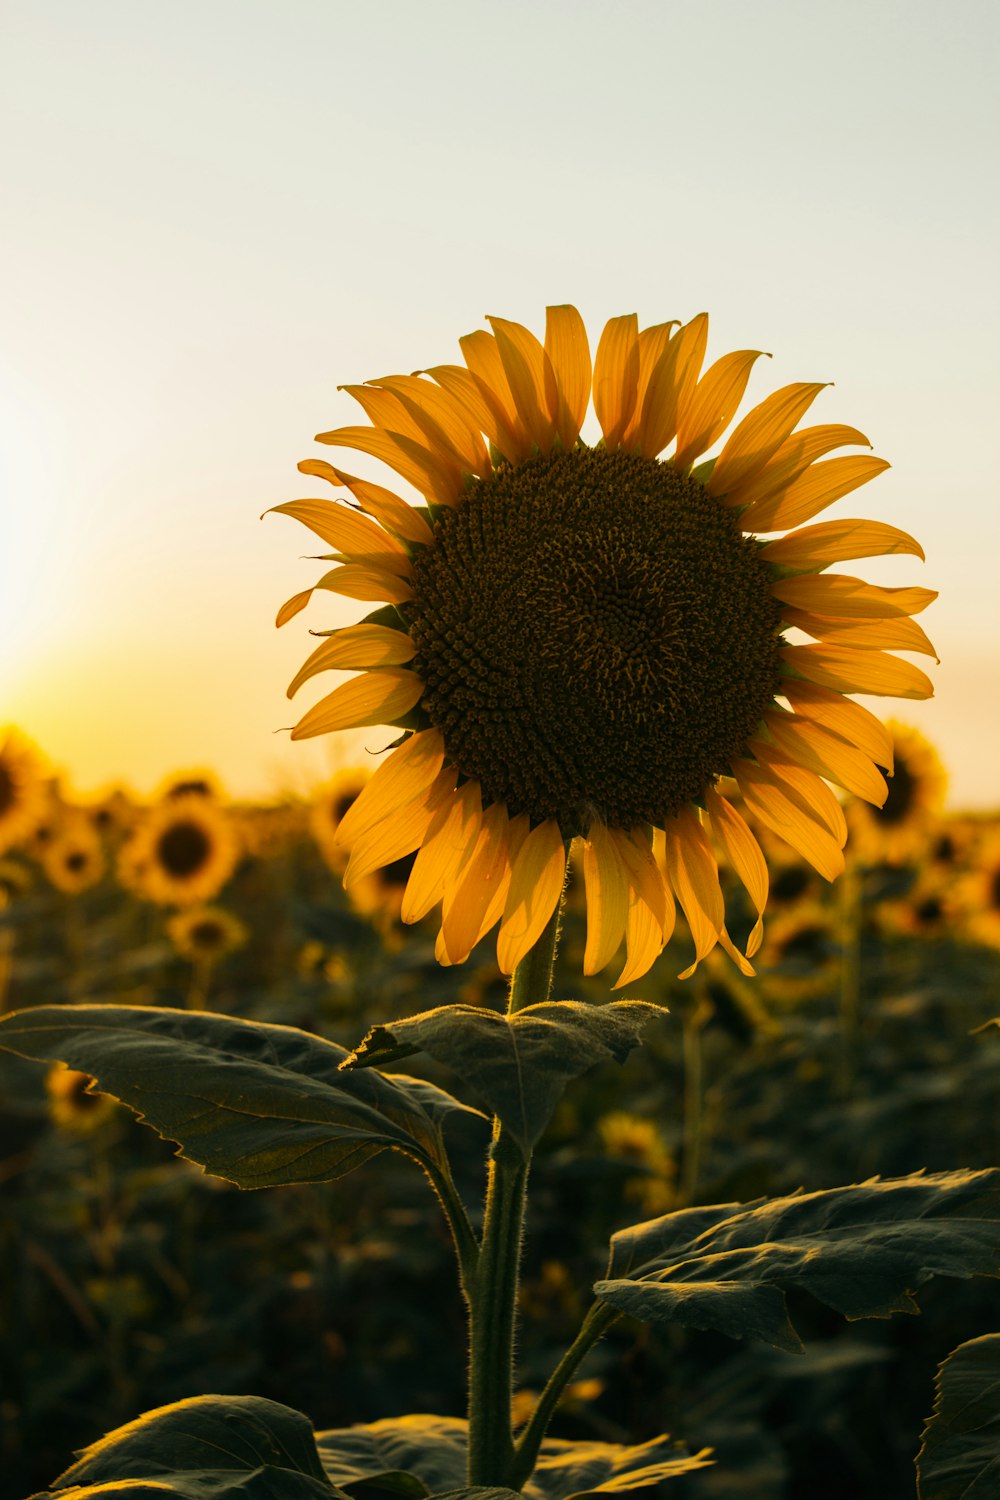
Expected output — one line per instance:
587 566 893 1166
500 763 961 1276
317 1415 711 1500
36 1393 344 1498
595 1170 1000 1352
916 1332 1000 1499
0 1005 484 1188
344 1001 662 1153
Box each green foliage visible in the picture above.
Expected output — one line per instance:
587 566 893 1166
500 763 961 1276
595 1170 1000 1351
0 1004 485 1189
34 1393 343 1498
317 1415 712 1499
916 1332 1000 1498
345 1002 663 1153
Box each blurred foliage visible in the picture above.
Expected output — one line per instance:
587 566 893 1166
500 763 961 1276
1 793 1000 1497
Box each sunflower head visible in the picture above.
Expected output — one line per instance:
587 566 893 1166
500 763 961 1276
0 729 50 855
846 721 947 865
167 904 249 962
42 820 106 894
123 794 240 906
271 306 935 984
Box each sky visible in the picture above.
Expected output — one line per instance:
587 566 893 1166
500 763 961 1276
2 0 998 808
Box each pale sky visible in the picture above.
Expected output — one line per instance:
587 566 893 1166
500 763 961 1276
2 0 998 807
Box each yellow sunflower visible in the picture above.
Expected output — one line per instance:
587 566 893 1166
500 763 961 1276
0 729 50 855
846 721 947 865
41 819 106 894
122 794 240 906
45 1064 117 1134
166 904 249 962
270 307 934 984
762 903 842 1004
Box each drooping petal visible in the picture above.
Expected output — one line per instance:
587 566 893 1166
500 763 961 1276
763 710 888 804
440 802 513 964
544 304 592 451
747 455 891 532
662 806 725 976
478 812 531 938
780 645 935 699
291 669 423 740
613 889 667 989
266 499 412 573
401 781 482 923
343 765 457 886
297 461 434 546
733 758 845 880
673 349 768 470
582 823 631 975
780 608 939 658
708 383 829 499
287 625 416 698
593 314 640 450
496 819 567 975
608 827 670 930
746 739 848 842
779 677 895 770
276 589 314 627
315 564 414 605
335 729 445 849
772 574 937 619
704 786 768 957
761 518 925 570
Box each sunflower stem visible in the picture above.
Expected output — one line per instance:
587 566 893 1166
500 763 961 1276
466 890 564 1485
510 1301 620 1489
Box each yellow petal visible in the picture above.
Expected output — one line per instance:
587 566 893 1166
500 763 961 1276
315 564 414 604
608 827 670 930
496 820 567 975
287 625 415 698
459 330 531 461
779 645 934 699
704 786 768 927
636 313 707 459
276 588 314 627
780 677 894 771
441 802 513 964
662 806 725 975
730 424 872 512
747 739 848 842
717 926 756 977
335 729 445 849
780 608 939 659
763 710 888 805
315 425 462 506
747 455 891 532
673 349 768 470
297 461 434 546
733 758 845 880
773 574 937 619
369 375 491 479
401 780 482 923
621 320 678 449
593 314 640 450
544 304 592 450
291 669 423 740
582 824 631 975
762 518 925 570
707 383 829 499
613 890 667 989
478 812 531 938
343 765 457 885
266 499 411 574
488 316 558 453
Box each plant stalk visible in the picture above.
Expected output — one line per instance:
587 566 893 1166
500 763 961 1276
510 1301 619 1489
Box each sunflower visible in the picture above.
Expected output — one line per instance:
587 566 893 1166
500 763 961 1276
122 794 240 906
167 904 249 962
41 819 106 894
0 729 50 855
309 770 371 872
271 307 934 984
45 1064 117 1134
763 903 842 1004
846 721 946 865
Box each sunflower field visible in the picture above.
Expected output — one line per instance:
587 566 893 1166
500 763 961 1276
2 720 999 1499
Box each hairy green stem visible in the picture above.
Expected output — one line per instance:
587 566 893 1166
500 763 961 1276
466 884 565 1484
510 1301 620 1488
425 1156 480 1299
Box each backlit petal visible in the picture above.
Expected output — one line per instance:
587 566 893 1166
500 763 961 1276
335 729 445 849
488 316 558 453
780 608 938 658
497 819 567 974
593 314 640 450
287 625 415 698
780 677 895 771
773 574 937 619
582 823 630 974
544 305 592 450
267 499 411 573
763 710 888 804
674 349 768 470
315 564 414 605
780 645 934 699
762 518 925 570
401 781 482 923
297 461 434 546
291 669 423 740
747 456 890 532
708 383 829 499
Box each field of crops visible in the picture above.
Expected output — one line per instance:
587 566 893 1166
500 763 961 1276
2 727 998 1498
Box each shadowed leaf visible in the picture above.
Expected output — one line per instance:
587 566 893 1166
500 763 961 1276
344 1001 663 1152
36 1393 344 1498
917 1332 1000 1498
595 1170 1000 1352
317 1415 711 1500
0 1004 484 1188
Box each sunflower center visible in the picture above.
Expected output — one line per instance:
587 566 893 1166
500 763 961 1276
157 821 211 877
408 448 783 831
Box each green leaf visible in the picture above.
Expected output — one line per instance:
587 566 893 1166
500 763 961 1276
317 1416 711 1500
0 1004 485 1188
595 1169 1000 1352
36 1393 344 1498
917 1332 1000 1499
344 1001 663 1153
